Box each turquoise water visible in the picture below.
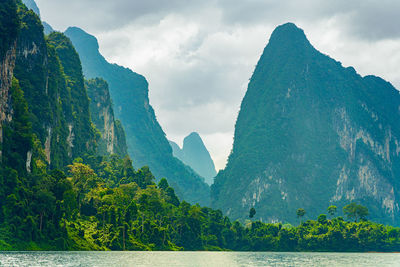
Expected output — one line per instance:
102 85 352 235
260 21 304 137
1 251 400 266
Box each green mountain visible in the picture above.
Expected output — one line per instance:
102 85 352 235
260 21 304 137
21 0 39 17
2 2 400 252
86 78 128 157
212 23 400 226
0 0 19 132
42 21 54 35
170 132 217 185
65 27 210 205
11 8 98 169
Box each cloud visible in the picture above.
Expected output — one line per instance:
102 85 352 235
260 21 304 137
35 0 400 170
36 0 209 31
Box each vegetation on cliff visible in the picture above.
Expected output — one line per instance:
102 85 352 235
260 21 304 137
65 27 210 205
2 1 400 253
212 23 400 226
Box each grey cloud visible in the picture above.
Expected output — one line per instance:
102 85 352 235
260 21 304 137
37 0 400 39
348 1 400 40
36 0 209 31
216 0 400 40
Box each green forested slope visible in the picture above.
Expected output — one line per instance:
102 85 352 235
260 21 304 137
2 1 400 252
170 132 217 185
212 23 400 226
65 27 210 205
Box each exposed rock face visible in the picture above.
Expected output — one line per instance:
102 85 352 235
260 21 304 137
86 78 128 157
211 23 400 225
12 6 95 169
65 27 210 205
47 32 96 160
0 42 16 142
170 132 217 185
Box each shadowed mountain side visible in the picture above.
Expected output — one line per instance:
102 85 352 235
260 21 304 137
212 23 400 225
170 132 217 185
65 27 210 205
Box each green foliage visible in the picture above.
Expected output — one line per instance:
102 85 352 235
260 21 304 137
65 27 210 206
317 214 327 224
47 32 96 159
296 209 306 222
211 23 400 226
343 203 369 222
2 6 400 254
0 0 19 60
12 3 95 169
249 208 256 219
2 77 33 174
327 206 337 217
2 151 400 252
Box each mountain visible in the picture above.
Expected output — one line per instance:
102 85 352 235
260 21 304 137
22 0 53 35
1 0 97 244
65 27 210 205
170 132 217 185
21 0 40 17
86 78 128 157
169 140 184 159
13 4 93 168
211 23 400 225
42 21 54 35
0 0 19 156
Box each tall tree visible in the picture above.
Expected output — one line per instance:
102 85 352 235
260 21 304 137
297 208 306 224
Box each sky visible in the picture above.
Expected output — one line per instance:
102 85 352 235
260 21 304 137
35 0 400 171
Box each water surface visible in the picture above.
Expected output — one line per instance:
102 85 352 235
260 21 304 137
1 251 400 266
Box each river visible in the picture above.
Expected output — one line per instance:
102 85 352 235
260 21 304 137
1 251 400 266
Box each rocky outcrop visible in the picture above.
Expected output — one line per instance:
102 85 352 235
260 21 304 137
0 42 16 147
212 23 400 225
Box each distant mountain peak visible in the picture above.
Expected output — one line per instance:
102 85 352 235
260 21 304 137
65 27 100 51
187 131 201 138
66 27 210 205
266 23 312 53
171 133 217 185
22 0 40 17
183 132 202 146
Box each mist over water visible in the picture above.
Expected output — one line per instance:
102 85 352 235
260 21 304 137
1 251 400 267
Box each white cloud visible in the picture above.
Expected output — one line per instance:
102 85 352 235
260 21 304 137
35 0 400 170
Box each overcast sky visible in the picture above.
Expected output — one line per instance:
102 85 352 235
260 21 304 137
35 0 400 170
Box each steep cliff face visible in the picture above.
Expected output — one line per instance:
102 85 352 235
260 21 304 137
12 5 95 169
0 42 15 142
211 23 400 225
86 78 128 157
65 27 210 205
170 132 217 185
13 5 69 168
0 0 19 158
47 32 96 160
